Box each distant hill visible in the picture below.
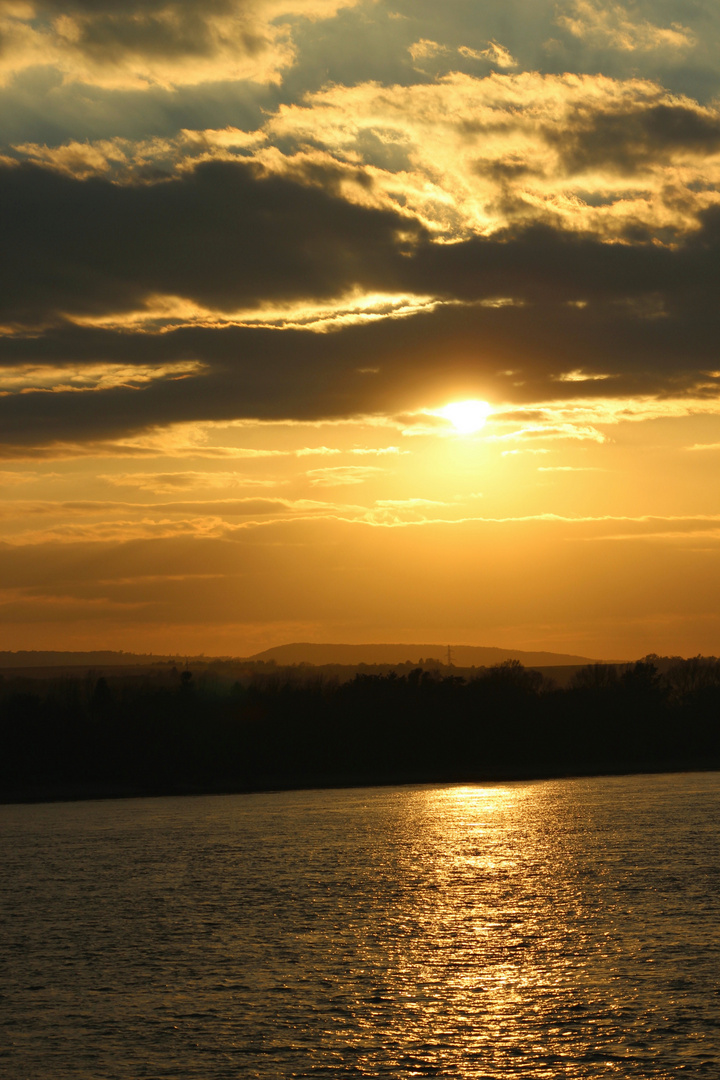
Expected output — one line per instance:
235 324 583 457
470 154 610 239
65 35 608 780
0 651 203 668
248 642 603 668
0 644 612 672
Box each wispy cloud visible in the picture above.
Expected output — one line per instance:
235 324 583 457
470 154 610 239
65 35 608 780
100 471 286 493
557 1 695 53
0 362 203 393
0 469 60 485
459 42 517 68
554 370 615 383
306 465 384 486
486 424 607 444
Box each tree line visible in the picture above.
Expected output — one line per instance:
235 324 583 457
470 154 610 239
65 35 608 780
1 657 719 800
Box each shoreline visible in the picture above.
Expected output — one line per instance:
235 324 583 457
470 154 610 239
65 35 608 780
3 759 719 806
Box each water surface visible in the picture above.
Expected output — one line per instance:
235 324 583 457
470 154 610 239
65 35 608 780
1 773 719 1077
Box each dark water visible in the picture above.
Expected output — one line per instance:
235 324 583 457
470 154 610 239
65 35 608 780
1 773 719 1078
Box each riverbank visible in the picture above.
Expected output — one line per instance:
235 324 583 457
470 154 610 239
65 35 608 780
3 759 720 805
3 660 719 805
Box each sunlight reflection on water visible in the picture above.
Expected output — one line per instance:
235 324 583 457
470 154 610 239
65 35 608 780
1 773 719 1077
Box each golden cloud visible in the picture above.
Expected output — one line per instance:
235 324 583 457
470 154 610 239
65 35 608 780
0 361 204 393
0 0 365 90
459 42 517 68
557 1 695 53
18 70 718 244
100 470 287 493
306 464 385 486
60 289 444 334
264 72 720 238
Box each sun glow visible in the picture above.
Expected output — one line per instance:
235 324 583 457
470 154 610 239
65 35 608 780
438 399 492 434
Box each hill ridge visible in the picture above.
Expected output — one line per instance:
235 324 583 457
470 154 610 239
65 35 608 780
248 642 606 667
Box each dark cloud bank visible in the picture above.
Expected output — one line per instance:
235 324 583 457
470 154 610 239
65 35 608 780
2 157 720 448
21 0 263 62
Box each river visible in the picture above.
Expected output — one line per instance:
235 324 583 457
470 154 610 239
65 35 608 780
1 772 718 1077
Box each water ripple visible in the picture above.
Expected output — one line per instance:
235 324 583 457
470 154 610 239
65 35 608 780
1 773 718 1078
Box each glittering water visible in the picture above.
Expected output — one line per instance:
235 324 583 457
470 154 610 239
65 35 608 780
1 773 719 1079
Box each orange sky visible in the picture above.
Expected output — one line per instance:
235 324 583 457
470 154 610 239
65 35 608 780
2 0 720 659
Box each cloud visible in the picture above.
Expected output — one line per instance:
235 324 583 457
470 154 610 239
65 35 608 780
0 0 364 90
486 424 607 444
459 42 517 68
3 283 720 450
0 496 301 517
63 290 443 335
557 1 695 53
5 516 235 544
7 503 720 545
408 38 447 63
306 465 384 486
0 469 59 485
547 101 720 177
0 360 202 391
0 158 423 328
375 497 448 507
1 148 719 319
409 38 517 72
350 446 404 455
100 470 285 492
2 142 720 450
0 493 350 544
501 448 551 456
262 72 720 239
12 71 720 243
555 370 614 383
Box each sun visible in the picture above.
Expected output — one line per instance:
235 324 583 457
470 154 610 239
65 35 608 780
437 399 491 434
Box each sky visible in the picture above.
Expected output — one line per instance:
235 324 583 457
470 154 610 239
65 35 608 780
3 0 720 659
